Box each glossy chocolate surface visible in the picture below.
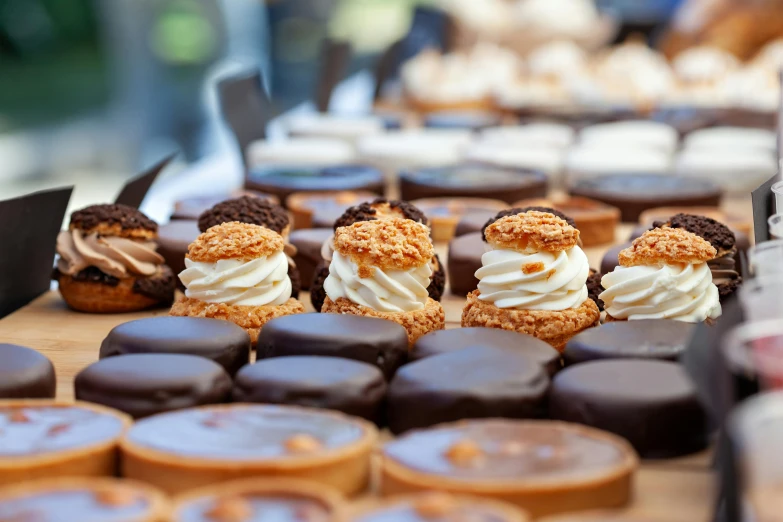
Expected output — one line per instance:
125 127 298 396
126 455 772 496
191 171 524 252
99 317 251 376
127 405 365 460
563 320 694 366
387 347 549 434
455 211 502 237
75 354 232 419
0 344 56 399
156 220 199 286
384 420 627 481
549 360 708 458
0 406 124 456
400 166 547 204
447 232 485 296
257 314 408 380
600 243 629 275
289 229 333 290
0 490 149 522
233 356 386 423
176 493 331 522
245 166 384 206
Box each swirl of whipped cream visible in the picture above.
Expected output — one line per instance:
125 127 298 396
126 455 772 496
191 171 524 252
323 251 431 313
179 251 291 306
600 263 721 322
56 229 163 278
320 234 336 263
476 246 590 310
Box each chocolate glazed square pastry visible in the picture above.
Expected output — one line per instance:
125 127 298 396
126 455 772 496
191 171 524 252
54 204 175 313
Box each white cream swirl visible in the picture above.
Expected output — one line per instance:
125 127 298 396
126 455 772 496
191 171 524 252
323 252 431 313
600 263 722 323
179 251 291 306
476 246 590 310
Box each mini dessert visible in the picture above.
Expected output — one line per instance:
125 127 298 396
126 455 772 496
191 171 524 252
75 354 232 419
578 121 679 155
0 344 55 399
411 328 561 377
683 126 777 154
423 110 503 131
672 46 740 86
289 228 333 290
348 492 529 522
233 356 387 423
674 147 777 193
321 219 445 346
170 222 305 344
245 165 383 207
652 213 742 302
465 142 565 178
512 197 620 247
0 477 169 522
156 220 200 285
381 419 638 518
54 204 175 313
286 113 384 145
120 404 378 495
400 165 548 205
479 123 575 150
569 174 722 222
387 346 549 434
600 243 630 275
246 138 357 174
99 316 251 376
447 232 486 296
312 199 446 311
170 192 278 221
462 212 599 351
563 320 695 366
410 198 507 242
257 314 408 380
550 360 708 458
198 196 302 297
638 206 752 238
600 228 722 323
171 477 345 522
0 400 131 486
287 191 376 230
564 146 672 183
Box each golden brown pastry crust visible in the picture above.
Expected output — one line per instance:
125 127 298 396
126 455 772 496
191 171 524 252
333 219 433 272
57 275 163 313
170 296 304 344
485 212 580 254
461 291 600 351
69 223 156 241
321 296 444 346
618 228 716 267
186 222 284 263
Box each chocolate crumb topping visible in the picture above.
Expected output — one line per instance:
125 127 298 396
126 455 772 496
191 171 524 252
132 266 176 304
718 277 742 303
428 254 445 302
310 261 330 312
653 213 735 252
482 207 576 242
587 269 604 312
67 266 121 287
333 198 429 230
70 204 157 233
198 196 289 234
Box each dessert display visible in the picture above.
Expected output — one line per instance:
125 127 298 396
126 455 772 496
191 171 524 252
387 346 549 434
411 327 561 377
170 222 305 343
600 228 723 323
120 404 378 495
409 197 507 242
321 219 445 345
569 174 722 222
171 477 345 522
311 198 446 312
287 191 376 230
447 232 486 296
156 220 199 284
99 316 251 376
289 228 333 290
0 400 131 486
381 419 638 518
563 320 695 367
233 356 387 423
0 344 55 399
54 204 176 313
244 165 384 207
549 360 708 458
0 477 170 522
400 165 548 205
257 314 409 380
348 492 530 522
513 197 621 246
462 211 599 350
75 353 232 419
170 192 278 221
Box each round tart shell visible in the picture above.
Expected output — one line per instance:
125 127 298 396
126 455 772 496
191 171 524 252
58 275 167 314
380 421 638 519
347 493 530 522
0 400 132 487
119 404 378 496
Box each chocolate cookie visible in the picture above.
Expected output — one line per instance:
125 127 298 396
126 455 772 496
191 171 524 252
70 204 157 233
156 220 199 283
400 166 547 204
447 232 484 296
428 254 446 302
310 260 329 312
0 344 56 399
586 269 604 312
289 228 332 290
198 196 289 234
652 213 735 252
132 265 176 303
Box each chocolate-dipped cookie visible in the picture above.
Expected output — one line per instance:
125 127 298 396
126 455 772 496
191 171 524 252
99 317 251 376
289 228 333 291
387 346 549 434
75 354 233 419
257 314 408 379
156 220 200 288
549 360 708 458
0 344 55 399
447 232 484 296
233 356 387 423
